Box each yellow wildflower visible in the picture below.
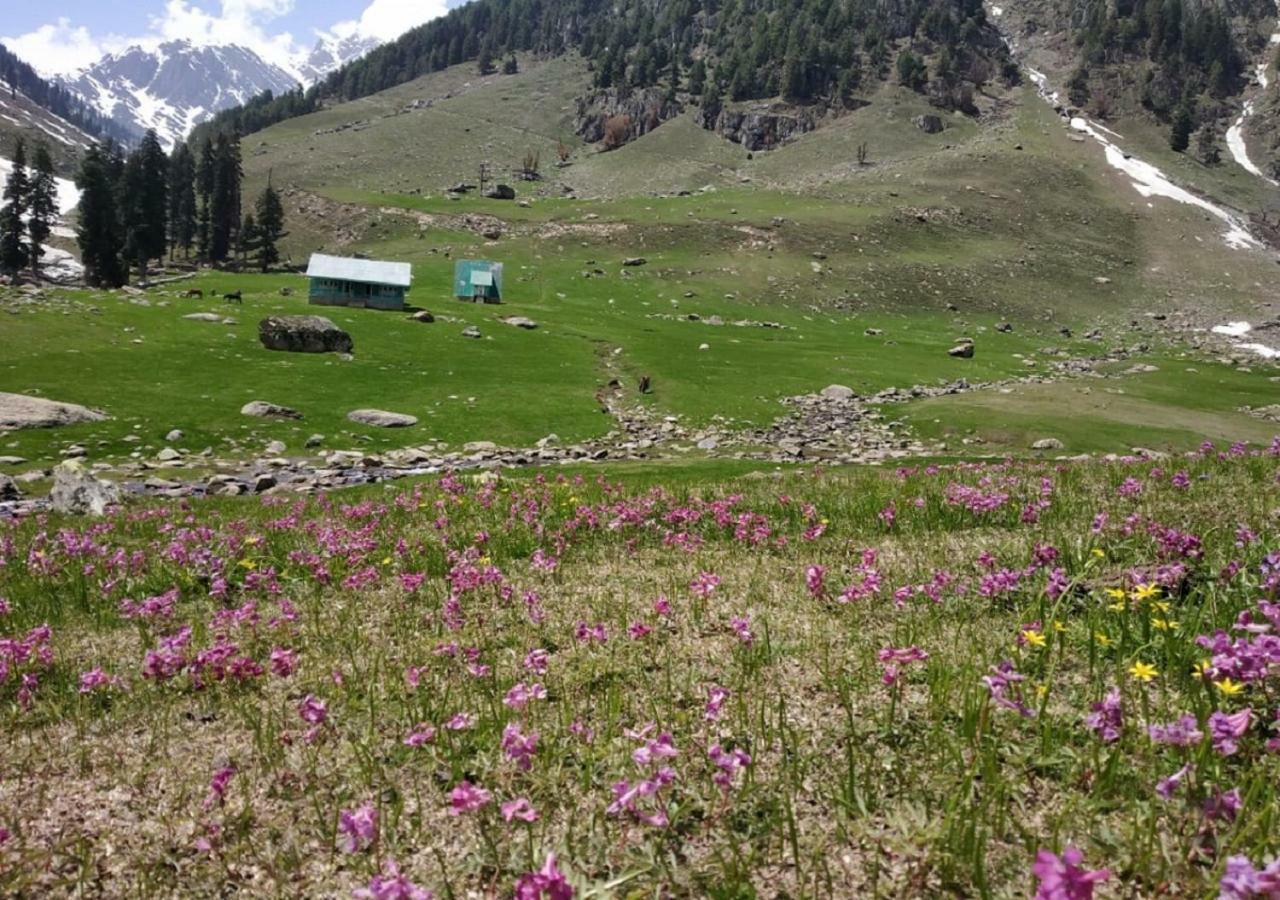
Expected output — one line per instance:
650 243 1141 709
1021 629 1047 648
1131 583 1160 602
1215 678 1244 697
1094 632 1114 648
1128 661 1158 682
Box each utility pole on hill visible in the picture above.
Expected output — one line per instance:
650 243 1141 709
478 161 490 197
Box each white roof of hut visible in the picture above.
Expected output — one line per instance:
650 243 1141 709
306 253 412 288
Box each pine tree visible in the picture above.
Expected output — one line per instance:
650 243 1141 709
27 144 57 280
76 143 127 288
196 137 215 262
502 53 518 74
477 38 494 75
0 138 29 278
209 133 243 263
1196 124 1220 165
237 212 260 266
1169 103 1193 152
121 130 169 285
167 143 196 259
688 58 706 95
254 182 286 273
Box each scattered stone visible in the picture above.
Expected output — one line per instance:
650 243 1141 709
698 343 710 351
462 326 482 339
0 392 108 430
820 384 856 401
948 343 975 358
184 312 226 323
264 440 287 456
1094 276 1112 285
1031 438 1064 450
0 456 27 465
914 114 944 134
156 448 182 462
485 184 516 200
241 400 303 420
502 316 538 329
347 409 418 428
258 315 354 354
865 328 883 336
1124 363 1159 375
995 322 1013 333
49 461 121 516
622 257 648 267
253 473 278 493
305 434 325 448
410 310 435 323
165 429 184 442
0 474 20 501
464 441 498 452
697 438 719 451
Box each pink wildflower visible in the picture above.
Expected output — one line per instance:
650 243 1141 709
1032 846 1110 899
298 694 328 724
448 781 492 816
337 803 378 853
501 797 539 823
514 853 573 900
353 861 434 900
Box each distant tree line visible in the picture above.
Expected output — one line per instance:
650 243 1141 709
1068 0 1243 149
73 129 287 288
0 138 59 280
188 0 1014 147
0 43 139 145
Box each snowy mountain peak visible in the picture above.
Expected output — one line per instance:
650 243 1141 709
61 40 302 149
296 33 381 86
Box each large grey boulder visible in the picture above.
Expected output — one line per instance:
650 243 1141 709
348 409 418 428
948 343 975 358
0 392 108 430
485 184 516 200
50 461 121 516
1031 438 1065 451
820 384 856 401
241 400 303 420
502 316 538 329
258 316 353 354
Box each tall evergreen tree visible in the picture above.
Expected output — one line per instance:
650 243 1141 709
27 145 57 280
76 143 128 288
236 212 260 266
209 133 243 263
167 143 197 259
254 182 286 273
121 130 169 285
0 138 29 278
1169 103 1193 152
196 137 215 262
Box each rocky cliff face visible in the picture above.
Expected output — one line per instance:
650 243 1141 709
573 88 684 146
694 102 822 151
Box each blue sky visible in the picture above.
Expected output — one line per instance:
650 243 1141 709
2 1 456 76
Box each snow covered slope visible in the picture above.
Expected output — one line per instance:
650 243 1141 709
61 41 301 149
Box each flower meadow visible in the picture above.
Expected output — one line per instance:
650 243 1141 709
2 445 1280 897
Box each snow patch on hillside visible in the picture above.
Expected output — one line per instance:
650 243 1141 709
0 157 81 213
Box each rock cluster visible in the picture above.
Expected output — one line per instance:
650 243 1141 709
258 316 354 354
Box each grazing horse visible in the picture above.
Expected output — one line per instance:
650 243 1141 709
223 290 243 304
181 288 204 299
638 374 652 394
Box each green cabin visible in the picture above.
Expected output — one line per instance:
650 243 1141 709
307 253 412 310
453 259 504 303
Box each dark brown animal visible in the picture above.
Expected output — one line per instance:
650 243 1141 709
181 289 204 299
224 290 243 304
638 375 652 394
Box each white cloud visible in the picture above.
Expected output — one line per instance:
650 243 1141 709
0 17 130 77
149 0 301 70
328 0 449 43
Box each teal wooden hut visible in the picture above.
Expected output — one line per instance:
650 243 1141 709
306 253 412 310
453 259 504 303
